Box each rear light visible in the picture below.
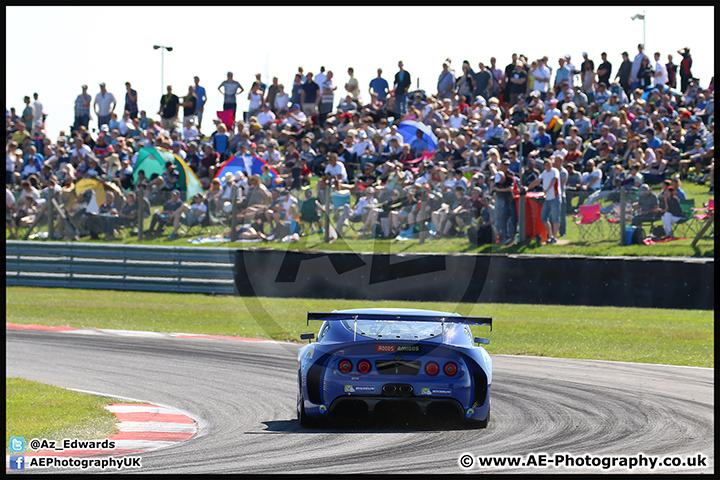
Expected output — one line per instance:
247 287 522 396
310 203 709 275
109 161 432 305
357 360 371 374
425 361 439 375
444 361 458 376
338 359 352 373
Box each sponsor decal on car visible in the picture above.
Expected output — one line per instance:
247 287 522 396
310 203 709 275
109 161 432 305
421 387 452 396
466 408 475 418
375 344 421 353
344 385 375 393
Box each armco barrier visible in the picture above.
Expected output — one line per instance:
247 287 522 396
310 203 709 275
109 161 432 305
6 242 713 310
5 241 236 295
235 250 714 310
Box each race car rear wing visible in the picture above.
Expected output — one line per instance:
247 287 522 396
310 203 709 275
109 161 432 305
306 311 492 331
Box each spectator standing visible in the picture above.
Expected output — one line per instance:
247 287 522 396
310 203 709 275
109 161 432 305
665 54 677 89
527 157 561 244
345 67 361 103
652 52 668 88
265 77 280 112
531 57 551 100
180 85 198 125
319 70 336 127
290 74 304 106
474 62 494 102
193 76 207 131
489 57 504 99
437 61 455 100
158 85 180 131
554 155 568 236
493 159 518 245
247 82 265 118
300 72 320 117
369 68 389 103
507 61 528 106
394 61 411 116
218 72 244 118
32 93 44 129
456 62 476 101
74 85 92 131
596 52 612 86
22 96 35 132
630 44 648 91
124 82 138 119
274 84 290 112
615 51 632 98
94 83 116 130
637 57 654 90
554 57 571 91
677 47 693 93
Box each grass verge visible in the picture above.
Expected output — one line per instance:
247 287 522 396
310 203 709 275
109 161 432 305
5 378 128 455
6 287 714 368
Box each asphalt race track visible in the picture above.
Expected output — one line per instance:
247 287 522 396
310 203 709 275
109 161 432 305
6 329 714 474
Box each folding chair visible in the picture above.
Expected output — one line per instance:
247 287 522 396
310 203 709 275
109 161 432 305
204 198 230 234
574 203 604 242
691 198 714 240
672 198 696 237
298 197 324 236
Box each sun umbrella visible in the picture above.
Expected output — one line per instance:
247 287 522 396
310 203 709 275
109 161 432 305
397 120 438 151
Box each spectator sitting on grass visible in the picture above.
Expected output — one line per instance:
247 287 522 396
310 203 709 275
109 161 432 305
146 189 184 237
167 192 207 239
336 186 378 237
117 190 139 230
97 190 120 240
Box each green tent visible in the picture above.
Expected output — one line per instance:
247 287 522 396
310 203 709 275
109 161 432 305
132 147 204 200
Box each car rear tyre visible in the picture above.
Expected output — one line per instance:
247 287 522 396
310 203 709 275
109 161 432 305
298 396 321 428
466 403 490 429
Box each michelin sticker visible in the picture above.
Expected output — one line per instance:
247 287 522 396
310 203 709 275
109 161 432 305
345 385 375 393
421 387 452 396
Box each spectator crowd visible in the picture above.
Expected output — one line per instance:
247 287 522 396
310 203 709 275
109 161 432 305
6 45 714 244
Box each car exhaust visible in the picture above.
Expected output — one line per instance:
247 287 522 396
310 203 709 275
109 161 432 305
382 384 397 395
398 384 413 397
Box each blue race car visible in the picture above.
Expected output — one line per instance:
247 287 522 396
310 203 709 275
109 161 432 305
297 308 492 428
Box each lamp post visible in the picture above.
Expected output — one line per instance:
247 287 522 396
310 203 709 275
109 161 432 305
153 45 173 97
631 11 646 50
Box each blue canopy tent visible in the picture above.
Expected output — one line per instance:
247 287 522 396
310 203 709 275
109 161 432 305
214 154 281 188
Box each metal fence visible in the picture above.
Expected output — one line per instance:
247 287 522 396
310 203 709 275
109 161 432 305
5 241 236 295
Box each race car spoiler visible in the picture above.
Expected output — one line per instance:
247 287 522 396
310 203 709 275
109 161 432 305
307 311 492 331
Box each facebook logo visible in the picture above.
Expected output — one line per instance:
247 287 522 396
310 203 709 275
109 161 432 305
9 436 25 452
10 455 25 470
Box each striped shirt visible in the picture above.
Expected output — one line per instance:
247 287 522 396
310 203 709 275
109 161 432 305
75 93 91 116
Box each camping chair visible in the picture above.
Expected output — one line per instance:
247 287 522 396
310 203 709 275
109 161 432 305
330 188 352 226
574 203 604 242
204 198 231 234
691 198 714 240
298 197 324 236
672 198 696 237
